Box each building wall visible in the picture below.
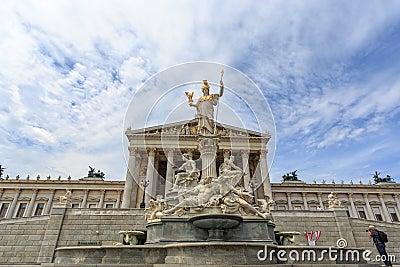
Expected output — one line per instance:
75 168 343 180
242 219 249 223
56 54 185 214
57 208 146 247
0 216 49 264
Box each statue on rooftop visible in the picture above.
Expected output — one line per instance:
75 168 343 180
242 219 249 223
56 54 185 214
372 171 393 184
282 170 299 182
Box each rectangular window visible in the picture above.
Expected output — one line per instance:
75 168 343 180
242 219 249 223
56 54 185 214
105 204 114 209
16 203 27 218
309 205 317 210
278 205 286 210
357 207 367 219
71 203 80 209
88 204 97 208
373 207 383 221
0 203 10 218
34 203 45 216
294 205 302 210
388 207 399 222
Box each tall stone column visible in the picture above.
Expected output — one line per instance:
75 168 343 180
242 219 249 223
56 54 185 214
394 194 400 216
348 193 357 218
115 190 122 208
378 193 391 222
165 149 175 195
98 190 105 208
199 138 217 180
144 148 156 206
317 192 324 208
260 149 271 198
122 147 138 208
44 189 55 215
302 192 309 210
363 193 374 220
6 189 21 219
81 190 89 208
286 192 293 210
0 189 3 199
25 189 38 217
241 151 251 191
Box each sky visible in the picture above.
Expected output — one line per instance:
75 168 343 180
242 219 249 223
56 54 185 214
1 1 399 184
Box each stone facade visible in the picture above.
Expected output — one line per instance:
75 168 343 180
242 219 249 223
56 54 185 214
1 121 400 265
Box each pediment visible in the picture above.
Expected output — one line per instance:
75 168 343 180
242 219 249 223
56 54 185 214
126 120 264 138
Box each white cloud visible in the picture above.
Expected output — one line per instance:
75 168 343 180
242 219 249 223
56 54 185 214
0 0 400 182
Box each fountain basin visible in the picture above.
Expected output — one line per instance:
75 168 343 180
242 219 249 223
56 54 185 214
190 214 242 241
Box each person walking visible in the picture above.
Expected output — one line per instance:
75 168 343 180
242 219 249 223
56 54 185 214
368 225 392 267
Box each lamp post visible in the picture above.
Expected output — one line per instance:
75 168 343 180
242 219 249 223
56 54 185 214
140 179 150 208
249 179 257 204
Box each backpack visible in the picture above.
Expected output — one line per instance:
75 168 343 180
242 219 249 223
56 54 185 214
377 230 388 243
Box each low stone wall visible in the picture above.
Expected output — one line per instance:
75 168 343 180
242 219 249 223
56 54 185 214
0 215 49 264
272 210 340 246
57 208 146 247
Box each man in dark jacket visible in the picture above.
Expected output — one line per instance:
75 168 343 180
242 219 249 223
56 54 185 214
368 225 392 267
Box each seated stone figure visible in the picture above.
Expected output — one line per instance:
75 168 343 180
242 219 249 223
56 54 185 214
173 154 199 188
219 156 242 180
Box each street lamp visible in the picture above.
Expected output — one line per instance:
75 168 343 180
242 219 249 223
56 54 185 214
249 180 258 204
140 179 150 208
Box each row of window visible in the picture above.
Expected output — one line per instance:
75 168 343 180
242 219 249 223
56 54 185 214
276 204 399 222
0 202 115 219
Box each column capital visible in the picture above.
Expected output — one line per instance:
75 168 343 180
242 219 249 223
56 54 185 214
260 149 268 159
240 150 249 158
317 192 323 196
286 192 291 196
302 192 307 197
83 189 89 193
100 189 106 193
394 194 399 199
147 147 157 157
129 147 140 156
32 189 39 193
165 148 175 157
363 193 369 197
14 188 21 193
348 192 353 197
378 193 384 198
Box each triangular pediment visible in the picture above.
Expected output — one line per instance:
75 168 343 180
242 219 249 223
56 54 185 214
126 120 265 138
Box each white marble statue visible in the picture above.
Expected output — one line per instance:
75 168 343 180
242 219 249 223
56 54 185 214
173 154 199 188
328 191 342 208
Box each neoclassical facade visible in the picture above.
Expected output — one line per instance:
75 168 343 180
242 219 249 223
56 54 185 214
121 119 272 208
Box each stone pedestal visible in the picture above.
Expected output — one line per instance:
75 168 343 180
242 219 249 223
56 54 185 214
198 138 218 180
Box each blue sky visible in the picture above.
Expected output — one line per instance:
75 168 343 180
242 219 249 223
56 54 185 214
0 1 399 184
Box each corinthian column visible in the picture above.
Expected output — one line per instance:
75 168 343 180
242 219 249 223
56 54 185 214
121 147 138 208
144 148 156 206
44 189 55 215
165 149 175 195
348 193 357 218
363 193 374 220
25 189 38 217
6 189 21 219
241 151 251 191
199 138 217 180
260 149 271 198
378 193 391 222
